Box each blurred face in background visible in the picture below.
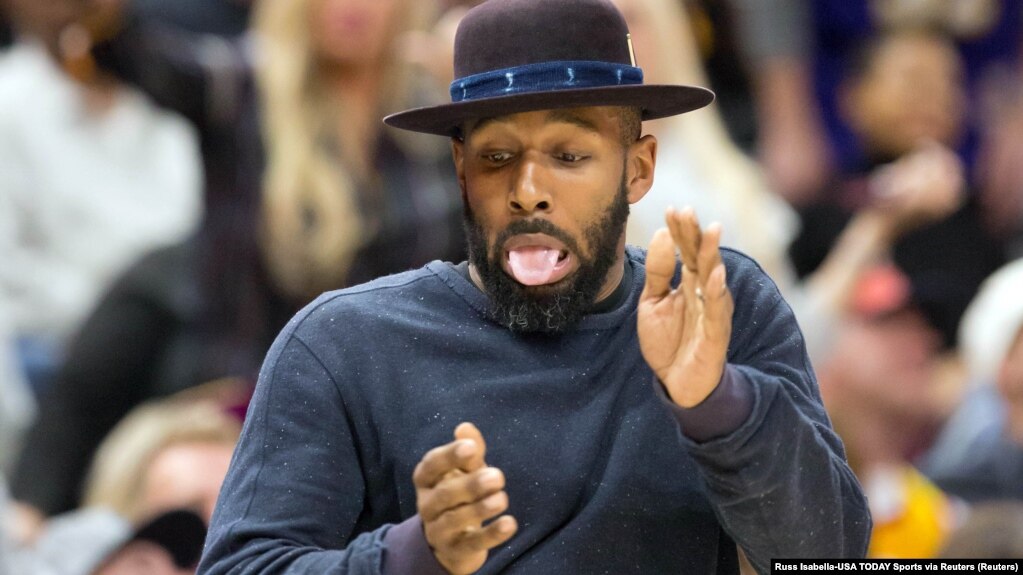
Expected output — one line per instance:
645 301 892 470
310 0 400 68
2 0 83 49
844 31 966 159
139 441 235 523
828 308 944 422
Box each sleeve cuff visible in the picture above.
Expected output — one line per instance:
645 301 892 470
381 515 448 575
655 364 755 443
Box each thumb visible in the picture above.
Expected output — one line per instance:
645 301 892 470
643 227 676 300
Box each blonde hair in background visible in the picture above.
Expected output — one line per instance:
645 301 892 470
627 0 797 285
254 0 435 299
82 400 240 523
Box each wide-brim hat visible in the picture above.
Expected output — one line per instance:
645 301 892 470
384 0 715 136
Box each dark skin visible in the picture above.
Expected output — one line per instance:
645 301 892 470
413 106 735 574
1 0 83 54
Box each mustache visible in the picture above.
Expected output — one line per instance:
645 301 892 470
492 219 582 259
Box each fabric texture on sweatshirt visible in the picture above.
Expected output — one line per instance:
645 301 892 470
199 247 870 574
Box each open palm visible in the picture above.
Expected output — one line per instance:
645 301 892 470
638 207 734 408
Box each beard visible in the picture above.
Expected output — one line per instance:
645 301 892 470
463 176 630 333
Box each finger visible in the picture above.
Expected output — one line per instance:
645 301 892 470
453 422 487 471
702 264 733 343
668 208 700 304
676 207 702 272
454 515 518 554
432 491 510 543
696 222 723 290
413 439 479 489
642 227 675 300
419 467 506 522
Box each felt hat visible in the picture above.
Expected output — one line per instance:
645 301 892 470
384 0 715 136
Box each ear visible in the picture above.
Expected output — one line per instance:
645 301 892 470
450 137 467 195
625 134 657 204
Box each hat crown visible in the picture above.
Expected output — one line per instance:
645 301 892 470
453 0 633 79
384 0 713 136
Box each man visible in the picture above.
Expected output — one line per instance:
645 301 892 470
199 1 870 573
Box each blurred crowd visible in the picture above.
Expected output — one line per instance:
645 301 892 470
2 0 1023 572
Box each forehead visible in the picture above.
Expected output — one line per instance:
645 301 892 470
465 107 623 139
870 34 961 75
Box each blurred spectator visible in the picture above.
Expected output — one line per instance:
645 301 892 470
938 501 1023 558
812 0 1022 175
614 0 798 285
6 397 232 572
700 0 1023 204
81 398 240 524
790 28 1005 352
0 0 78 55
614 0 971 366
789 142 965 363
683 0 757 150
921 259 1023 503
975 69 1023 256
0 0 202 397
8 505 206 575
818 264 958 558
11 0 464 519
685 0 833 206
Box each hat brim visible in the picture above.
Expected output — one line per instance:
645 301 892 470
384 84 715 136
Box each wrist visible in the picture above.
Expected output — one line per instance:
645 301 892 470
661 364 726 409
382 515 449 575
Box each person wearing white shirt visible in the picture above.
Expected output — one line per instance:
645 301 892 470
0 28 201 392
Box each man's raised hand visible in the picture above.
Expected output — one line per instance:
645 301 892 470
414 423 517 575
638 207 734 408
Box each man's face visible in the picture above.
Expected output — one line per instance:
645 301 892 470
452 107 654 332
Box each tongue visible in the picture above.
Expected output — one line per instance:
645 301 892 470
508 247 561 285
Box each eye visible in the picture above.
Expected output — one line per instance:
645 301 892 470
556 152 589 163
483 151 514 164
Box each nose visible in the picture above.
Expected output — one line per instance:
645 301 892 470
508 156 552 214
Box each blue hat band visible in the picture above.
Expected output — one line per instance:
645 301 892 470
450 61 644 103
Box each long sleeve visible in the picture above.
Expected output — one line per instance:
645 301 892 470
678 250 871 573
199 327 392 574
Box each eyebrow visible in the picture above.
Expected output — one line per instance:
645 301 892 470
469 109 602 137
545 109 601 134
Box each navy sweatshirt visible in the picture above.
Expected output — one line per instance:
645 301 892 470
198 247 871 574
